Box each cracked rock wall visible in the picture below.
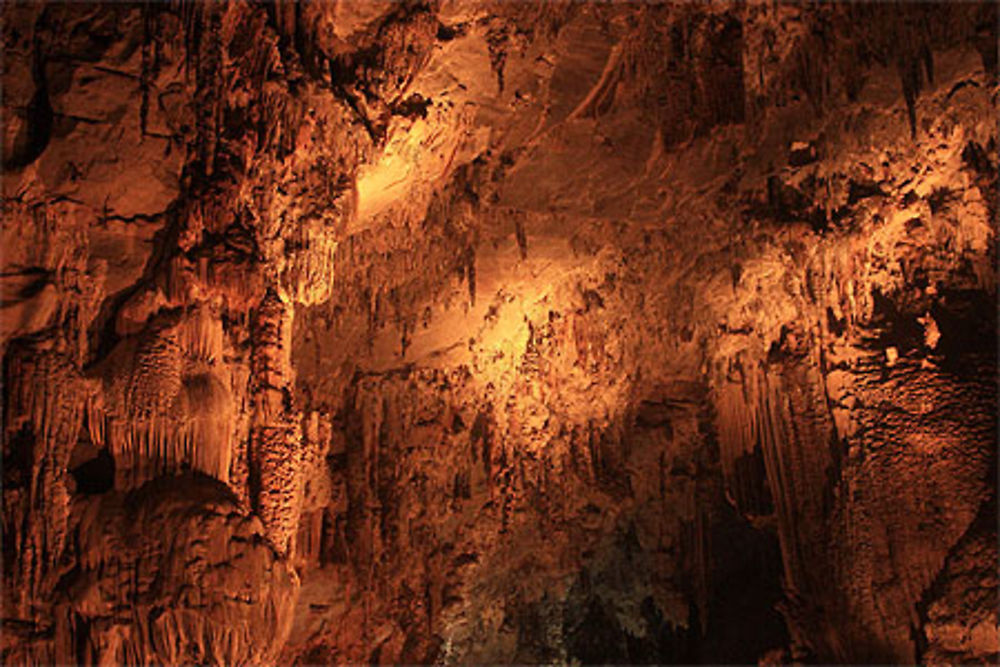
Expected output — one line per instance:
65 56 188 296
2 1 997 665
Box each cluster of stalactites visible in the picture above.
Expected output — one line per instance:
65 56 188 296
715 362 771 504
712 356 820 591
87 306 235 489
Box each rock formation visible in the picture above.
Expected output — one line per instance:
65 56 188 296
2 1 997 664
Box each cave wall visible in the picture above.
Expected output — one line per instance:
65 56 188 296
2 1 997 664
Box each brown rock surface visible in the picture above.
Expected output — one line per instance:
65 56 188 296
2 1 996 664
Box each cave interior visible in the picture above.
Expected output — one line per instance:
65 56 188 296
1 1 998 664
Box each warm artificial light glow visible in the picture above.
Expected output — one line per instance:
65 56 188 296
3 2 995 665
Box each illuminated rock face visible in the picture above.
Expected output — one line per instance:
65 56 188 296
2 2 996 664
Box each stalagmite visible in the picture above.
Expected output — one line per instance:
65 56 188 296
251 289 303 555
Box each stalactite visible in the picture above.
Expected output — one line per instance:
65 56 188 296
714 366 760 493
754 372 800 592
515 215 528 260
177 304 225 364
465 244 476 306
2 1 995 663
